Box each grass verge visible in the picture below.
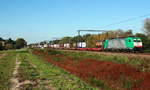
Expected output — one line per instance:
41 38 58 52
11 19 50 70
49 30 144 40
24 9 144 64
17 53 42 90
0 52 16 90
21 51 97 90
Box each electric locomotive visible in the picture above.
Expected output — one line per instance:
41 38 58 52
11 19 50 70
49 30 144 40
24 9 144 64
104 37 143 52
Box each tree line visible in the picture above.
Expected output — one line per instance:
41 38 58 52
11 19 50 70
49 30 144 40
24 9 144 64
0 38 27 50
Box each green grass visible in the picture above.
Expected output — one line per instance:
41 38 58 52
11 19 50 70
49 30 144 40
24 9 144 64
20 50 98 90
89 78 111 90
18 53 45 90
19 54 39 81
120 76 133 90
52 57 64 61
0 52 16 90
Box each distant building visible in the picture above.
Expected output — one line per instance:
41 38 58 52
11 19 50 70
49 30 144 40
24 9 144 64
0 41 6 47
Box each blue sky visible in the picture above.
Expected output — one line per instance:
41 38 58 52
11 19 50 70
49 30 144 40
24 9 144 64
0 0 150 44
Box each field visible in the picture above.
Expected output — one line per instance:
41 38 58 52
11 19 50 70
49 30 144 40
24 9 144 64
0 49 150 90
0 49 96 90
32 49 150 90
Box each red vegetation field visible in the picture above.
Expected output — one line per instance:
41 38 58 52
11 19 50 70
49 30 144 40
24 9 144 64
33 50 150 89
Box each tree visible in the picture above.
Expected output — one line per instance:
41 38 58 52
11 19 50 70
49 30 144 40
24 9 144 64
86 35 96 48
124 29 133 37
59 37 71 44
0 41 4 50
6 38 15 45
73 36 83 42
82 34 91 41
53 40 60 44
70 37 77 43
0 37 4 50
144 18 150 39
15 38 27 49
0 37 4 41
115 29 125 37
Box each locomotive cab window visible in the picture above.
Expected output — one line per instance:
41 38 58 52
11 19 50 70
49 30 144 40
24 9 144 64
133 39 141 42
137 39 141 42
133 39 137 42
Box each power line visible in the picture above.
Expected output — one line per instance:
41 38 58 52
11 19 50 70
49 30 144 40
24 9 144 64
101 13 150 29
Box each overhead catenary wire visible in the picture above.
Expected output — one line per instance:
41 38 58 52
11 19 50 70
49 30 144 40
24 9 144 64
100 13 150 29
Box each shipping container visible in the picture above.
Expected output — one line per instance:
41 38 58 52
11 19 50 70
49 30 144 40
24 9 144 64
77 42 86 48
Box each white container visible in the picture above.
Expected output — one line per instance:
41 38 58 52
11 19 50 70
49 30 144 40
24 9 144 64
44 44 48 48
64 43 70 48
77 42 86 48
54 44 60 48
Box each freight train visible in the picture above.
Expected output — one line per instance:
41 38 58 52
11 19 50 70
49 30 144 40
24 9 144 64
76 37 143 52
30 36 143 52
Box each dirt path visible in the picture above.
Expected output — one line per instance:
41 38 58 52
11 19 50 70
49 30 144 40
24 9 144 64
10 54 37 90
10 54 21 90
10 54 56 90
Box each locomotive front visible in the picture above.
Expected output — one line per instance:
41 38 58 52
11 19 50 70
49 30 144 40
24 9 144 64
132 38 143 51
